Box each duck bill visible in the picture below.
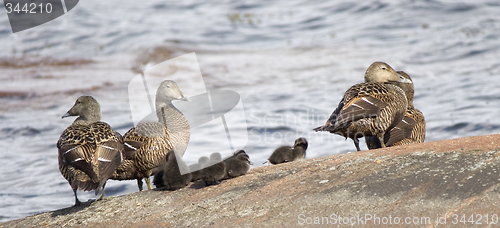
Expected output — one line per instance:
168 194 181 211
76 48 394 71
61 112 71 119
180 92 191 102
396 74 413 84
401 77 413 84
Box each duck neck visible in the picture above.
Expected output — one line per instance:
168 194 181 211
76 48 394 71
395 82 415 107
156 101 190 156
386 82 414 107
406 89 414 107
407 98 414 107
73 112 100 125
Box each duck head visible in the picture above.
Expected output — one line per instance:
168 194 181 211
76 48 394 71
62 96 101 123
156 80 190 103
364 62 413 84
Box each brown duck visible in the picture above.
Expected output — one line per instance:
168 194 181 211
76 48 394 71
111 80 190 191
58 96 124 206
314 62 412 151
365 71 425 149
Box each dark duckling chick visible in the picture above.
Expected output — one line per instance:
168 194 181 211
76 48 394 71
202 153 226 185
314 62 411 151
366 71 425 149
266 137 308 164
292 137 308 160
189 156 209 182
222 150 252 180
266 145 293 165
111 80 191 191
153 151 192 190
57 96 124 206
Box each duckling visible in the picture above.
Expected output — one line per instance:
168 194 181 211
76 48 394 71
291 137 308 160
222 150 252 180
202 153 226 185
111 80 190 191
57 96 124 206
365 71 425 148
314 62 411 151
153 151 192 190
189 156 209 182
266 137 308 164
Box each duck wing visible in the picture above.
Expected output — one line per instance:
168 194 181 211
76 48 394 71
123 121 172 172
93 124 124 188
121 121 165 160
384 115 417 146
334 96 388 130
314 83 388 132
58 124 99 182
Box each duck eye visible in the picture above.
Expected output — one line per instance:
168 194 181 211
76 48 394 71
381 67 387 70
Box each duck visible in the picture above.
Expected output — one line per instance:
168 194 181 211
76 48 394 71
152 151 192 190
365 71 425 148
291 137 308 160
189 156 209 182
111 80 190 191
222 150 252 179
57 96 124 206
314 62 412 151
202 153 226 185
266 137 308 165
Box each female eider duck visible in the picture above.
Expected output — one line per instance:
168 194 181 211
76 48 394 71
266 137 308 165
365 71 425 149
111 80 190 191
314 62 412 151
57 96 124 206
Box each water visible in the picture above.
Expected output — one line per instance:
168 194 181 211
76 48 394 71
1 0 500 222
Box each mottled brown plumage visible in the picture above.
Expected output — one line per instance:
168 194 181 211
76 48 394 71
366 71 425 149
392 107 425 145
58 96 124 206
111 80 190 191
222 150 252 180
266 138 308 165
314 62 411 151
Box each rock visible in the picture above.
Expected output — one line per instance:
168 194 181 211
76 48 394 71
2 134 500 227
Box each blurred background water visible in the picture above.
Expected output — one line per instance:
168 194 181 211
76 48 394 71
1 0 500 222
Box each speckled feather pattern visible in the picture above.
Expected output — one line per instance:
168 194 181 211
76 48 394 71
392 107 425 146
124 122 173 172
365 71 426 149
110 99 190 189
343 82 391 102
57 122 124 192
318 82 407 140
112 122 173 180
